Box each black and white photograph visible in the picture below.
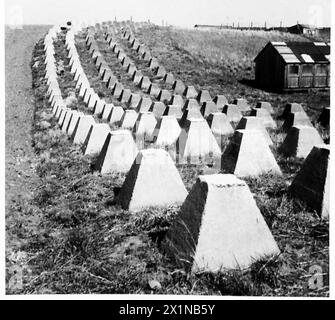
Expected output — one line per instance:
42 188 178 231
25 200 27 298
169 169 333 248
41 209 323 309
2 0 333 302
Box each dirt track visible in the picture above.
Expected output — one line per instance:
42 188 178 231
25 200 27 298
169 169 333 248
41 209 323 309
5 26 50 291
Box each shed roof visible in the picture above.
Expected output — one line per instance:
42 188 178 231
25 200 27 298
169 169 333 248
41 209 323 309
254 41 330 64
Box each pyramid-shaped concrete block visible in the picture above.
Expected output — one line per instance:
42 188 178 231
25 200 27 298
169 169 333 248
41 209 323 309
108 106 124 124
155 65 166 77
95 130 139 174
213 95 228 111
117 149 188 212
289 145 329 218
120 109 138 129
139 76 151 90
162 174 280 272
172 80 186 95
82 123 111 155
148 59 158 71
149 101 166 119
136 97 152 113
236 116 273 145
183 85 198 99
67 111 83 136
163 72 175 85
169 94 184 107
119 89 132 103
93 99 105 116
200 101 218 118
281 112 312 132
179 108 203 128
281 103 304 119
153 116 181 146
222 130 281 177
58 108 69 126
127 93 141 109
207 113 234 136
255 101 275 114
101 103 114 120
318 107 330 127
102 69 113 83
62 110 79 134
127 63 137 76
250 108 277 129
142 51 152 62
233 98 251 112
177 118 221 164
87 93 100 112
133 112 157 141
106 75 118 89
157 89 172 103
163 105 183 120
280 125 324 158
131 70 143 84
71 115 96 144
222 104 243 123
111 82 124 98
148 83 160 97
183 98 200 111
197 90 212 104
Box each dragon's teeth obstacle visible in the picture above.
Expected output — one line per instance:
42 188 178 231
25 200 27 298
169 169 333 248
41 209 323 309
120 109 138 129
162 174 280 272
176 118 221 165
232 98 251 112
133 111 157 142
222 104 243 123
71 115 96 144
82 123 111 155
95 130 139 174
250 108 277 129
152 115 181 146
108 106 124 124
281 111 312 132
221 130 281 177
200 101 218 118
280 125 324 158
207 113 234 136
255 101 275 114
289 145 329 218
236 116 273 145
117 149 188 212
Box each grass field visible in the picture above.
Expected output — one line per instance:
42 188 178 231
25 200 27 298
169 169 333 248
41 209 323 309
6 24 329 296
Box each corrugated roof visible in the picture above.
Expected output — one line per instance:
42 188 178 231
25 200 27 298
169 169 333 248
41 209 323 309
255 41 330 64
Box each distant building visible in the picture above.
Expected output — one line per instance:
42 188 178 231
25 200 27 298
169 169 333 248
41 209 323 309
254 41 330 91
288 24 318 36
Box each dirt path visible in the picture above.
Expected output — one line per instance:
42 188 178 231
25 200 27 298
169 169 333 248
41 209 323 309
5 26 50 292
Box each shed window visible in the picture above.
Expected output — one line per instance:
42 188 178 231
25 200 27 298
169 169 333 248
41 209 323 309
302 65 313 75
316 65 328 75
288 65 299 75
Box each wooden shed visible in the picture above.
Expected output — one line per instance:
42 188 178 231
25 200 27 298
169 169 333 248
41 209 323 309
254 41 330 92
287 24 318 36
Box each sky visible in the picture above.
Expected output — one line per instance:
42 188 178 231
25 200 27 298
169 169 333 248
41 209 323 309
4 0 332 28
